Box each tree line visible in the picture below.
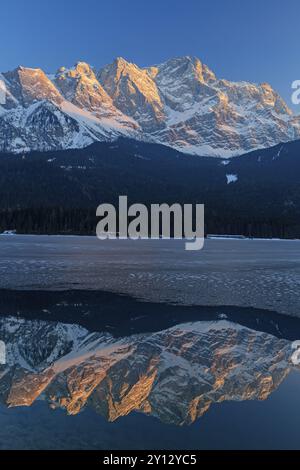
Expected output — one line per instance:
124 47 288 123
1 207 299 239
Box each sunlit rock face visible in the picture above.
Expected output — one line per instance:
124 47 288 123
98 56 300 157
0 67 89 153
0 64 140 153
98 57 165 132
0 316 296 425
54 62 139 130
2 67 63 108
0 56 299 156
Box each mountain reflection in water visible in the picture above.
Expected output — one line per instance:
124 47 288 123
0 290 299 428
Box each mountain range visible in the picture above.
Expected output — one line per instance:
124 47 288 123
0 56 299 157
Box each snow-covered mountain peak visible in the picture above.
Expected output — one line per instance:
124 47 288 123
56 62 95 81
55 61 111 105
54 61 139 131
155 55 217 86
3 66 63 108
112 56 134 71
73 61 95 76
0 56 300 156
98 58 165 131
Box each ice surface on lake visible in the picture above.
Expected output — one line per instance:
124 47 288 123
0 236 299 316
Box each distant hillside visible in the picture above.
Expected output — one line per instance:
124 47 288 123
0 138 299 238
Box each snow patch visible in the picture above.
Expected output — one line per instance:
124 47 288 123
226 174 238 184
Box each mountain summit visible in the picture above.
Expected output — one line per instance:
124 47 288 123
0 56 299 157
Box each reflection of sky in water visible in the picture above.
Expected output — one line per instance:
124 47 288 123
0 291 300 449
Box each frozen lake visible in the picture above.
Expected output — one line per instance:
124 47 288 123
0 236 300 449
0 235 299 316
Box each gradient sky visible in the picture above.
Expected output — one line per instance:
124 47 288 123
1 0 299 110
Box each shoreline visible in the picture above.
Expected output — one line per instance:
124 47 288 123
1 233 300 242
0 288 300 340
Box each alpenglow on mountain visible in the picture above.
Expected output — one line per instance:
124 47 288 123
0 56 299 157
0 315 296 424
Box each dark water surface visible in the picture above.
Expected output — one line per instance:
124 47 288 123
0 290 299 450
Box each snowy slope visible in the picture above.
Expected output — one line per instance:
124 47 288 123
0 57 299 156
0 65 140 153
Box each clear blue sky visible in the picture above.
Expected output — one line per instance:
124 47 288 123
1 0 299 110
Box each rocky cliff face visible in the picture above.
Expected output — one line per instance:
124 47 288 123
0 316 296 425
0 64 140 153
54 62 138 130
0 56 299 156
